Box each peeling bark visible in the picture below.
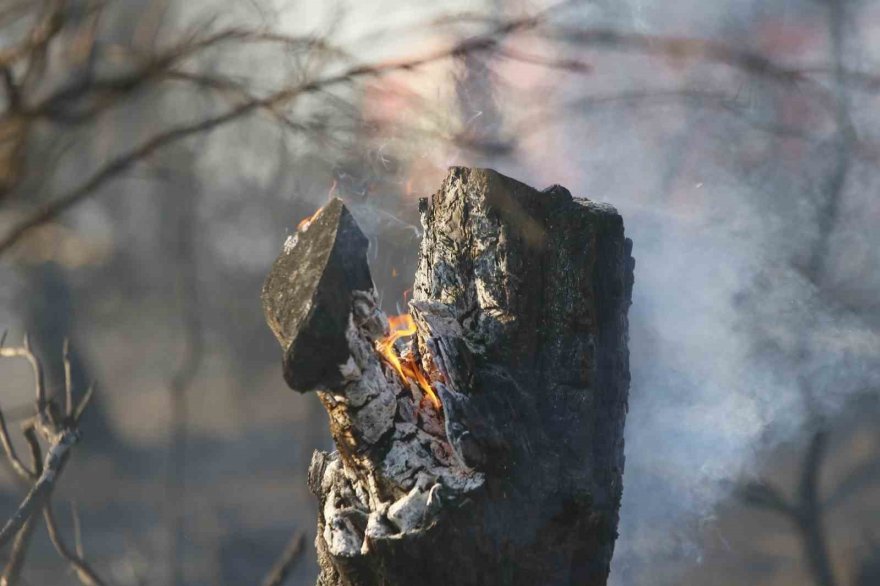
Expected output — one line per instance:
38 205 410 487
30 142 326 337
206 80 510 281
263 168 634 586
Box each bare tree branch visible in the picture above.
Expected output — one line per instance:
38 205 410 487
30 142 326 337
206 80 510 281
262 532 306 586
797 430 837 586
1 516 38 586
0 428 77 550
741 430 837 586
1 338 46 409
0 339 106 585
0 0 66 71
63 338 73 419
0 411 44 586
739 480 797 519
0 13 547 256
0 406 35 482
554 28 808 84
44 502 105 586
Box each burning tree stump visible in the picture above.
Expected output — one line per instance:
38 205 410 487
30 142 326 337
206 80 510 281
262 168 634 586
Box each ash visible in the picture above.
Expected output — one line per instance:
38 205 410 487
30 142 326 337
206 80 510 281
312 289 483 558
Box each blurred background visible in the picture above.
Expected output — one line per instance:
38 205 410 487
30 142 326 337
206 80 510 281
0 0 878 584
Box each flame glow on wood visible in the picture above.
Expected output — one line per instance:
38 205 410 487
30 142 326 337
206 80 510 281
296 181 338 231
297 211 317 231
376 314 442 410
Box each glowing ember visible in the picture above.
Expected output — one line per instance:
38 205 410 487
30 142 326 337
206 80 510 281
376 314 441 410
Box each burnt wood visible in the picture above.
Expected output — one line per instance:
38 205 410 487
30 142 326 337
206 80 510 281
262 168 634 586
262 198 373 392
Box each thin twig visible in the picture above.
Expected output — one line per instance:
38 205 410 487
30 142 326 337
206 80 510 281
1 516 38 586
262 533 306 586
70 501 84 559
73 383 95 424
555 28 809 84
0 0 66 70
63 338 73 419
0 13 545 255
21 425 41 478
0 428 77 550
1 339 45 409
0 415 44 585
0 341 106 584
739 480 797 520
797 430 836 586
44 501 105 586
0 408 33 482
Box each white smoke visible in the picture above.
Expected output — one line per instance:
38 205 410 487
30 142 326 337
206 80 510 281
183 0 880 583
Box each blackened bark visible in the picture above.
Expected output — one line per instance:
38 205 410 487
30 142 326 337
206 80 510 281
263 167 634 586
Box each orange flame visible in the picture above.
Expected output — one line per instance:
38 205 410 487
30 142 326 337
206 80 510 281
297 211 317 231
296 180 338 231
376 314 441 410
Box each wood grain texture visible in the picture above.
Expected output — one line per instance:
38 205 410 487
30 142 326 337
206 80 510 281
263 167 634 586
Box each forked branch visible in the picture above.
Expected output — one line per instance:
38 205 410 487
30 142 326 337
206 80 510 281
0 334 105 585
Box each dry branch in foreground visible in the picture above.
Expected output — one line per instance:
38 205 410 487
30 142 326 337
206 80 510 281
262 532 307 586
0 336 105 586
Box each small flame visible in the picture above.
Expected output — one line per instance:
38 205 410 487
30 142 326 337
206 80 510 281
376 314 441 410
297 211 317 231
296 180 338 231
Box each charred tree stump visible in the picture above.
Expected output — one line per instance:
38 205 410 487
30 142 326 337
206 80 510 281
262 168 634 586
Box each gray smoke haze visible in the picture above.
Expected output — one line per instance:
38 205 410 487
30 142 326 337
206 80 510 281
528 2 880 583
182 0 880 582
2 0 877 583
185 0 880 582
224 1 879 583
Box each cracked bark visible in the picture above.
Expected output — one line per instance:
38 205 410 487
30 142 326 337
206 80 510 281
262 167 634 586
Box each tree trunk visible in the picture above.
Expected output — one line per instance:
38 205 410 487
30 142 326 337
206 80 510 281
262 167 634 586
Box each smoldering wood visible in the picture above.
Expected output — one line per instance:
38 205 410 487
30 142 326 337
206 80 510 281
262 167 634 586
